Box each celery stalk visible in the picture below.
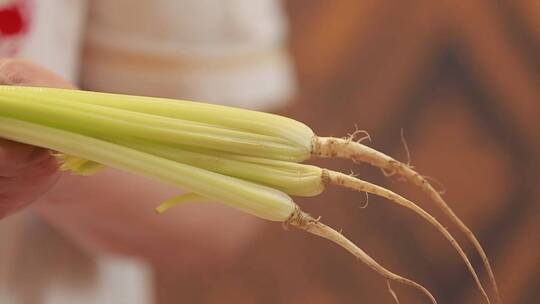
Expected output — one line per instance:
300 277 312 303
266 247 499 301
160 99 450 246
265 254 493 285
0 117 296 221
0 86 314 156
121 139 324 197
0 91 306 161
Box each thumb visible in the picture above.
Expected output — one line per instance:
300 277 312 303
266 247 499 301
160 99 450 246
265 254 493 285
0 58 75 89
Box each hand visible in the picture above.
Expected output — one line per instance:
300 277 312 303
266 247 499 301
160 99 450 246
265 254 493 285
0 139 60 218
0 58 74 218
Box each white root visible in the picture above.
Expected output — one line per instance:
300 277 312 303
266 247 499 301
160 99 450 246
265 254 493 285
387 281 400 304
322 169 490 303
288 207 437 304
313 136 500 303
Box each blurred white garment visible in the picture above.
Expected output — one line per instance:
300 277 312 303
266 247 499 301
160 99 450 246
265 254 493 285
81 0 295 110
16 0 86 83
0 0 295 303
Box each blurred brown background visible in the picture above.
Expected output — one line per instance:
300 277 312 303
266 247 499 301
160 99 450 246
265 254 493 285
156 1 539 303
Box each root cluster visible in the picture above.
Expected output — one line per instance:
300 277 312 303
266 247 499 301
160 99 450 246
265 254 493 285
288 135 500 303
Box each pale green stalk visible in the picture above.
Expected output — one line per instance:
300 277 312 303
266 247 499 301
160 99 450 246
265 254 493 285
36 86 314 149
0 90 306 161
0 86 314 160
121 139 324 197
0 117 296 221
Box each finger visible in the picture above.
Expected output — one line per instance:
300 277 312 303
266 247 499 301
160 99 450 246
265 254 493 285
0 138 52 176
0 58 75 89
0 156 60 218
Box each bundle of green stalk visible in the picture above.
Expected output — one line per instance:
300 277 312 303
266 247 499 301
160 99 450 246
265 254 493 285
0 86 499 303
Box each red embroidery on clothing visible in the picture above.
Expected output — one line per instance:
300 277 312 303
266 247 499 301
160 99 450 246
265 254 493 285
0 0 32 56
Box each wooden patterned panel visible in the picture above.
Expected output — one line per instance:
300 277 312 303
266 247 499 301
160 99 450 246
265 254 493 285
155 1 539 303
